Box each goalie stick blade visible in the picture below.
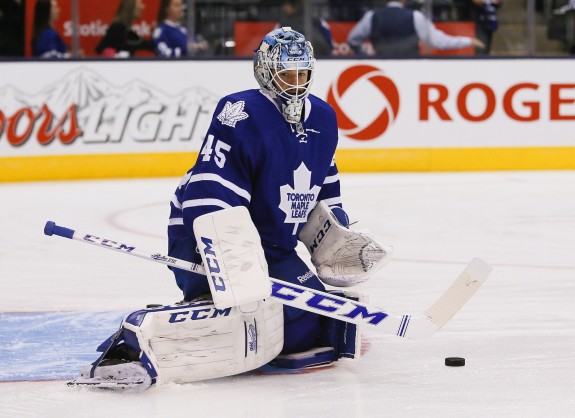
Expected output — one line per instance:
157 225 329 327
415 258 493 337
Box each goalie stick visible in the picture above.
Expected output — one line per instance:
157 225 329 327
44 221 492 339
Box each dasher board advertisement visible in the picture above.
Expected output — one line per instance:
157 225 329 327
1 59 574 180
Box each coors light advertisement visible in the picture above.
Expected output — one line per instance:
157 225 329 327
0 67 220 156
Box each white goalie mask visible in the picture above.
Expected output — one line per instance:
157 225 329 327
253 27 315 123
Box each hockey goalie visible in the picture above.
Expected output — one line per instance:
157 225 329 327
70 27 392 392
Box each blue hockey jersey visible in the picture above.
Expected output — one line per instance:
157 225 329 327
152 21 187 57
33 28 68 58
168 89 342 263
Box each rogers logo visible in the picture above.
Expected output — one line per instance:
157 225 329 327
327 65 399 140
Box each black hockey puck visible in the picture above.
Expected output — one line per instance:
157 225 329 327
445 357 465 367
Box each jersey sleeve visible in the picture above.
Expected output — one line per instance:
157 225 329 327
153 24 187 57
152 25 173 57
177 100 254 237
152 26 167 56
317 154 343 209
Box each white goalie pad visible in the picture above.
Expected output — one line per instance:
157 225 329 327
123 299 284 385
193 206 272 309
299 201 393 287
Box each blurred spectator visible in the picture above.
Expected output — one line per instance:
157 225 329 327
470 0 501 54
0 0 24 56
96 0 154 57
551 0 575 52
347 0 485 56
153 0 187 57
276 0 334 56
152 0 208 57
553 0 575 14
32 0 69 58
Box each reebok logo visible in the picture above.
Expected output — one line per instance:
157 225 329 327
296 270 315 284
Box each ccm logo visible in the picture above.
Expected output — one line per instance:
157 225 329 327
271 282 388 325
83 234 135 252
308 219 331 255
169 307 231 323
200 237 226 292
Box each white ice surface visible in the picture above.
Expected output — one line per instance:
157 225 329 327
1 171 574 417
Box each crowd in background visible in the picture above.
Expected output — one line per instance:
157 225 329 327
0 0 573 59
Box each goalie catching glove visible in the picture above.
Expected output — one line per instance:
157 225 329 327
299 201 393 287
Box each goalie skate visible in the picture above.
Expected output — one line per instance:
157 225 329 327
68 360 153 393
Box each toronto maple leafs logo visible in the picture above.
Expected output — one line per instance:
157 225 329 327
217 100 249 128
287 42 304 56
279 162 321 235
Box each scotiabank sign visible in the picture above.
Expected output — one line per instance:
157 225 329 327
24 0 159 57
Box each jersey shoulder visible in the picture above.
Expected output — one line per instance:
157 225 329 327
307 94 338 135
212 89 281 136
308 94 336 117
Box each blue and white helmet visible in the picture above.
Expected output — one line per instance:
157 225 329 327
254 27 315 123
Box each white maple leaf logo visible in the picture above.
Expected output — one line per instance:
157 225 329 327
279 162 321 235
216 100 249 127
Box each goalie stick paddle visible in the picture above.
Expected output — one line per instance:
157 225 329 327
44 221 493 339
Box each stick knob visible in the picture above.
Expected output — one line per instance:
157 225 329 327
44 221 75 238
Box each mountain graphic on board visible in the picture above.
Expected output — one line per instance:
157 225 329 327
0 67 220 116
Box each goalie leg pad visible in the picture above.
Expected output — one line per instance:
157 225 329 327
74 299 284 388
131 299 283 384
299 201 393 287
